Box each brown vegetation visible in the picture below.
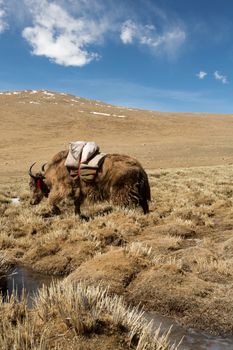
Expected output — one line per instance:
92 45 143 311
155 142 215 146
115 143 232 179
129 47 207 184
1 164 233 338
0 281 179 350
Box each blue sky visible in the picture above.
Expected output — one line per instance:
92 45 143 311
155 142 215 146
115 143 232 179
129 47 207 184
0 0 233 113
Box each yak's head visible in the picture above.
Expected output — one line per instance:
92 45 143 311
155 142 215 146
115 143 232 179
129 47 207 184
28 163 49 205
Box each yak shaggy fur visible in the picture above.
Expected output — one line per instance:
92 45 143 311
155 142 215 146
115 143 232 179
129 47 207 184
29 150 151 216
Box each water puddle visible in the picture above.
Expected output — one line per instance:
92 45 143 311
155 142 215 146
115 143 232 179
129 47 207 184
0 266 58 307
0 267 232 348
145 312 233 350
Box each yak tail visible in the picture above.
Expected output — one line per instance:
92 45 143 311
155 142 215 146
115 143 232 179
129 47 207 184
139 171 151 201
136 171 150 214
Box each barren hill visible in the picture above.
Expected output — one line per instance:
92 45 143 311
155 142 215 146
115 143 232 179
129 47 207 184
1 89 233 181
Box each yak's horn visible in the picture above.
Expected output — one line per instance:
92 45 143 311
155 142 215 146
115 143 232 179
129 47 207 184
41 163 47 172
29 162 37 179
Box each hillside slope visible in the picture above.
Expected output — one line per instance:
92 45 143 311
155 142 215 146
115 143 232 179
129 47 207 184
1 89 233 181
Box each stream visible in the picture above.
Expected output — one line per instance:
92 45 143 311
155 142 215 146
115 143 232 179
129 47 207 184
0 266 58 307
0 266 232 349
145 312 233 350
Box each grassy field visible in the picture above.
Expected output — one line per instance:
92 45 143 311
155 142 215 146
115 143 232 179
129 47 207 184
1 90 233 348
1 164 233 339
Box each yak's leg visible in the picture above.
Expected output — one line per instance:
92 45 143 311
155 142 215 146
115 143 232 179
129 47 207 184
50 204 61 215
74 197 82 216
74 191 88 220
139 199 149 214
42 188 62 217
73 188 83 216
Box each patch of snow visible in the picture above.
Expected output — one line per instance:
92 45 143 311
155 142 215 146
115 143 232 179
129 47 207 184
29 101 40 104
11 197 20 205
30 90 38 94
71 99 79 103
90 111 126 118
113 114 126 118
90 111 111 116
3 91 21 95
60 92 67 95
43 91 54 96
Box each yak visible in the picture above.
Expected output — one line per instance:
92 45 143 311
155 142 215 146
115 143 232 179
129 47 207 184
29 150 151 218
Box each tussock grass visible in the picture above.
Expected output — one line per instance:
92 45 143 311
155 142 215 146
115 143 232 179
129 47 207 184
194 257 233 276
0 252 11 276
78 227 102 247
2 164 233 335
124 242 183 271
0 281 179 350
125 242 153 259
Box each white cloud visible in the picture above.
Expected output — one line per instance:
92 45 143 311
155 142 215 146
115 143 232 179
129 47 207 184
120 20 137 44
0 0 7 33
120 19 186 57
214 71 228 84
0 0 187 66
22 0 109 67
196 71 207 80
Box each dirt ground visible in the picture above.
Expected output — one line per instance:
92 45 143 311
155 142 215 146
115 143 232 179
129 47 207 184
1 90 233 347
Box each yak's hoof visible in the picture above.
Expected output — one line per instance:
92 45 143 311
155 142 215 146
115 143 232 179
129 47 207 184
42 210 60 218
42 212 53 218
79 214 89 221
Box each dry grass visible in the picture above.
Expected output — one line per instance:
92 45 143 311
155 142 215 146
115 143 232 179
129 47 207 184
0 281 179 350
1 163 233 337
0 251 11 276
194 257 233 276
